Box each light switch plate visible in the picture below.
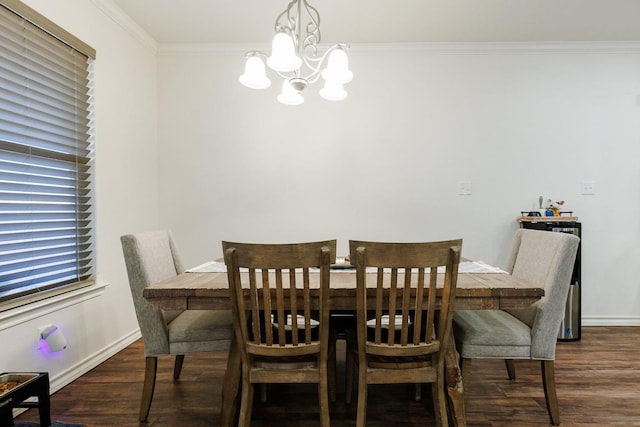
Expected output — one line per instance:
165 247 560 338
458 181 472 195
581 181 595 195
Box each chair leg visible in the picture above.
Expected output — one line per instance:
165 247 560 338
345 347 354 404
505 359 516 380
259 383 268 403
140 356 158 422
355 367 367 427
542 360 560 426
414 383 422 401
431 366 449 427
319 365 331 427
173 354 185 380
460 357 471 396
328 331 338 403
221 334 242 427
238 374 255 427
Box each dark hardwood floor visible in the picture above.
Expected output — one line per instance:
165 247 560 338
15 326 640 426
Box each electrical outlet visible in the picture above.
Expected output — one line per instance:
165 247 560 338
581 181 595 195
458 181 472 195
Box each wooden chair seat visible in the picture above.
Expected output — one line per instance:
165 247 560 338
366 356 434 370
346 330 436 369
252 352 320 370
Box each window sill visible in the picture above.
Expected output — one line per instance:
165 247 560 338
0 281 109 331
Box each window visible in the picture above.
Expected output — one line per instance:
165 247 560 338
0 0 96 305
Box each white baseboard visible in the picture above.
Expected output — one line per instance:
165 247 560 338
582 317 640 327
12 328 142 419
48 328 142 393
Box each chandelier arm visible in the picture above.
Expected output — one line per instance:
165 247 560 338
274 1 297 34
301 0 321 51
274 0 322 58
302 42 349 66
300 43 348 83
300 55 323 83
273 0 302 53
245 50 268 60
273 69 299 80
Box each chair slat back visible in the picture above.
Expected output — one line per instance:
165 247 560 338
349 240 462 358
223 240 335 357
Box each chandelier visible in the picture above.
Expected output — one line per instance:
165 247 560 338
239 0 353 105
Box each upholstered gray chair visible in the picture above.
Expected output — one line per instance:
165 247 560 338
453 228 579 425
121 230 234 421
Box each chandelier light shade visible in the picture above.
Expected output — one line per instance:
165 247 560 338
239 0 353 105
321 49 353 84
319 79 347 101
239 56 271 89
277 80 304 105
267 33 302 72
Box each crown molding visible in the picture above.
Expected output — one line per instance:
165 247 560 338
90 0 158 54
158 43 264 56
157 41 640 56
358 41 640 55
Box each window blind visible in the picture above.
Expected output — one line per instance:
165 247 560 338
0 2 95 303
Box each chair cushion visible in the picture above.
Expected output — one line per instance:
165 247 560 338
453 310 532 359
168 310 234 354
162 309 183 324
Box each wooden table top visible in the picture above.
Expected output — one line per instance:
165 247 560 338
143 269 544 311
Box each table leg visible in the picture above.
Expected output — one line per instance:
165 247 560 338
220 334 241 427
37 373 51 427
445 328 466 427
0 407 12 426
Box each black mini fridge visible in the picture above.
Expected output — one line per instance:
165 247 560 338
518 217 582 341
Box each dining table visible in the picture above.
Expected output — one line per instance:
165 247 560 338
143 260 544 427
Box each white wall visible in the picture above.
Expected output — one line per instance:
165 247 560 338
1 0 639 399
0 0 159 390
157 44 640 326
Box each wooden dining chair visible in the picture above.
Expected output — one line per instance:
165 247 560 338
453 229 579 425
344 239 463 427
222 240 336 427
121 230 234 421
